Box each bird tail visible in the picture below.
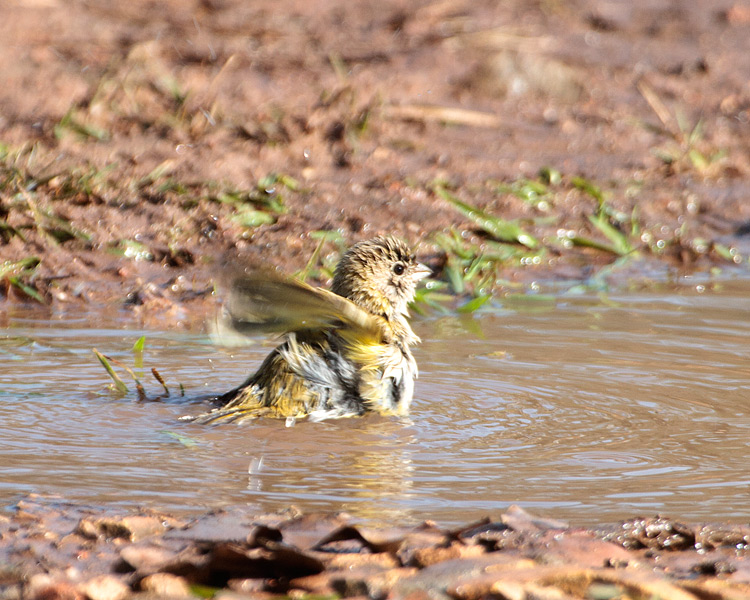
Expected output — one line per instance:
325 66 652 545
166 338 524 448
180 403 275 424
179 383 275 424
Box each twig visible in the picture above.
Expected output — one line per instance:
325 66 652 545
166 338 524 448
382 104 502 128
636 79 682 142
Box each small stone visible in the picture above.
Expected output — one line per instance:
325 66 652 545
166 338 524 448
119 544 176 573
78 575 129 600
118 516 168 540
332 567 419 599
27 575 83 600
324 552 400 570
75 520 100 540
412 543 485 568
285 571 337 595
227 578 267 594
139 573 192 598
77 516 166 542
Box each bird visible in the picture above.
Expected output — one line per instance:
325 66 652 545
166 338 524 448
185 236 431 424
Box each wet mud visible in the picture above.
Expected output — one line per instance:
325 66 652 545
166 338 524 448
3 496 750 600
1 0 750 323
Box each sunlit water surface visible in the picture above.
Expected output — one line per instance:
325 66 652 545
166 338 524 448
1 275 749 526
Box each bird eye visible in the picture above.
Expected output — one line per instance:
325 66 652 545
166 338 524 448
392 262 405 275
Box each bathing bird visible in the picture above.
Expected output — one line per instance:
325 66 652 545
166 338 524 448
186 236 430 423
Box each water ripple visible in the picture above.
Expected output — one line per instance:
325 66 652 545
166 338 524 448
1 278 750 524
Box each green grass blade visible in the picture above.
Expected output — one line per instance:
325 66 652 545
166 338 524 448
93 348 128 394
569 235 619 254
714 243 734 261
444 260 465 294
132 335 145 369
0 257 40 279
161 430 198 448
8 277 46 303
463 256 486 284
103 354 146 400
132 336 146 353
297 235 327 282
571 176 605 206
230 208 276 228
456 294 491 313
436 186 539 249
588 214 633 255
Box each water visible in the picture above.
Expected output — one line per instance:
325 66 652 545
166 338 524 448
1 274 749 526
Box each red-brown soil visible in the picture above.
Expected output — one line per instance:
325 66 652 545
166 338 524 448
1 0 750 326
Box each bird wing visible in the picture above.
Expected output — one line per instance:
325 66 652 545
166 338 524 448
212 269 383 343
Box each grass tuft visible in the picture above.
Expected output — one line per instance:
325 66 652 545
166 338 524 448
93 343 176 401
435 184 539 249
0 257 45 303
214 173 297 230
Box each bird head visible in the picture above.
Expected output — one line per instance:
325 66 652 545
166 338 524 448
331 237 431 319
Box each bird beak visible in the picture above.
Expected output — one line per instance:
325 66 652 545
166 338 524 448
413 263 432 281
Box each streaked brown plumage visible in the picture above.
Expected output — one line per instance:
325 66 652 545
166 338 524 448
186 237 430 423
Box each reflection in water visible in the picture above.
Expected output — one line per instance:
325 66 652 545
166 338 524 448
242 420 418 522
0 275 749 525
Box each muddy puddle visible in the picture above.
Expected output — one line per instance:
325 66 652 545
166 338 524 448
1 273 749 527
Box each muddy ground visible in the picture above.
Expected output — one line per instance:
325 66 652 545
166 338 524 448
3 495 750 600
1 0 750 326
2 0 750 596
